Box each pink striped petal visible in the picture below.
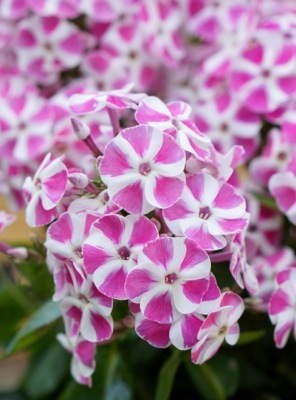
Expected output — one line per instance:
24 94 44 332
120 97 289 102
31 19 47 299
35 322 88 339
135 96 171 124
135 314 171 348
128 215 159 248
145 174 185 209
125 266 160 301
93 264 128 300
191 334 224 364
81 305 113 343
141 288 175 324
173 278 209 314
170 313 204 350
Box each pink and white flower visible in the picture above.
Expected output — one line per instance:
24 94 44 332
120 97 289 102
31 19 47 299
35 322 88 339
45 212 99 272
125 237 211 324
229 229 259 294
83 214 158 300
0 88 53 164
57 333 96 386
269 171 296 225
252 247 295 311
163 172 248 251
269 268 296 348
230 40 296 114
61 278 113 343
193 86 260 161
191 292 244 364
23 153 68 227
15 16 87 84
99 124 186 214
135 96 211 158
250 128 295 186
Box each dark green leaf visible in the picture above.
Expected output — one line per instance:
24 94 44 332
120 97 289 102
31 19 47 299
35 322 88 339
155 349 181 400
186 353 239 400
5 300 61 355
23 342 68 399
236 330 266 346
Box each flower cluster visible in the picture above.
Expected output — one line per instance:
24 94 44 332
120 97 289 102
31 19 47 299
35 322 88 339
19 90 250 385
1 0 296 388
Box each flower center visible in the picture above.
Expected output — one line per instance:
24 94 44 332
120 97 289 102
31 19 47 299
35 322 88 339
75 247 83 258
138 162 152 176
165 273 178 284
218 325 227 336
78 293 88 303
220 122 229 133
172 118 181 130
262 69 271 78
35 178 42 190
277 151 288 162
118 246 131 260
199 206 212 220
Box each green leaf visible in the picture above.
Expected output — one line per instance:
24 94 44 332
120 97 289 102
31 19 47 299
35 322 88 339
236 330 266 346
185 353 240 400
0 287 26 344
155 349 181 400
5 300 61 355
23 342 68 399
251 192 277 210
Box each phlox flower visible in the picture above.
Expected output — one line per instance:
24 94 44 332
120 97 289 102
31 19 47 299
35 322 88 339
57 333 96 386
83 214 158 300
269 171 296 225
45 212 99 273
252 247 295 311
250 128 296 186
0 88 53 164
135 96 211 158
229 229 258 294
245 191 283 258
269 268 296 348
231 40 296 114
23 153 68 227
60 278 113 343
130 272 221 349
15 16 87 84
132 303 204 350
191 292 244 364
125 237 211 324
186 144 245 183
193 84 260 161
163 172 247 251
99 124 186 214
46 252 77 301
141 1 185 68
87 13 159 91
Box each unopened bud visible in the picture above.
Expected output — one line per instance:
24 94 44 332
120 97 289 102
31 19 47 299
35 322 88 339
71 117 90 140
